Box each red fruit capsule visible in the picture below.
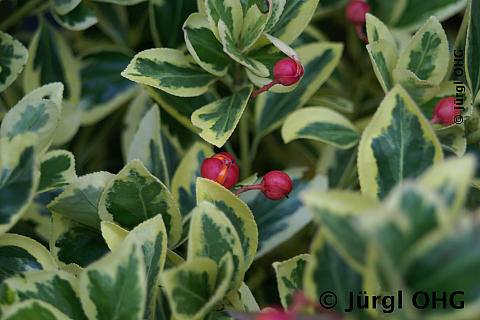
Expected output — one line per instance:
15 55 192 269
201 152 239 189
261 171 293 200
345 0 370 25
429 97 461 126
273 58 304 86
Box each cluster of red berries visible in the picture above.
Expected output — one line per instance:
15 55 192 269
345 0 370 42
201 152 293 200
429 97 462 126
251 58 304 98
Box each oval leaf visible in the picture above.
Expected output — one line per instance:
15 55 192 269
0 31 28 93
38 150 76 193
273 254 311 309
51 3 98 31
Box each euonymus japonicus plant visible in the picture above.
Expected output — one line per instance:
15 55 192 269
0 0 480 320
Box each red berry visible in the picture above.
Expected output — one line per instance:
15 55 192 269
273 58 304 86
200 152 239 189
261 171 293 200
429 97 461 126
256 308 294 320
345 0 370 25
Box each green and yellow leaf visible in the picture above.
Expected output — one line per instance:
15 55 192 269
367 40 398 93
0 31 28 93
51 3 98 31
121 48 217 97
365 13 397 49
358 85 443 199
466 0 480 101
38 150 76 193
392 68 440 105
191 86 253 147
204 0 243 42
264 0 286 33
19 83 63 110
1 299 70 320
281 106 360 149
239 1 272 51
273 254 311 309
51 0 81 15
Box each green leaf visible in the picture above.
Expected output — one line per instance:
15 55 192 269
90 0 148 5
239 1 272 51
227 283 260 312
90 3 128 45
396 16 449 85
24 20 81 104
367 40 398 93
127 104 170 186
52 101 82 146
268 0 320 45
273 254 310 309
435 125 466 157
255 42 343 137
196 178 258 270
365 13 398 50
205 0 243 42
0 99 60 153
122 48 217 97
218 20 269 77
419 155 475 216
149 0 198 48
51 0 81 15
161 255 234 320
317 145 358 188
38 150 76 193
392 68 440 105
183 13 230 77
47 171 115 229
239 169 326 259
79 237 146 320
301 190 377 272
303 232 363 316
50 213 109 268
281 107 360 148
0 270 87 320
264 0 286 33
191 86 253 147
0 134 39 235
1 299 70 320
51 3 98 31
358 85 443 199
172 143 213 218
466 0 480 101
98 159 182 247
122 215 168 320
188 201 245 293
0 31 28 93
79 49 137 125
0 233 57 282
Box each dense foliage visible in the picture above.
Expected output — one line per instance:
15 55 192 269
0 0 479 319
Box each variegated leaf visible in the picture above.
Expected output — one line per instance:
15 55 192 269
188 201 245 293
396 16 449 85
0 134 38 236
98 159 182 247
239 169 326 259
264 0 286 33
392 68 440 106
50 213 109 268
365 13 398 50
255 42 343 137
47 171 115 229
1 299 70 320
281 107 360 149
0 270 87 320
239 1 272 51
273 254 311 309
52 101 82 146
90 0 148 4
0 99 60 153
24 20 81 104
0 233 57 282
466 0 480 101
79 237 146 320
127 104 169 186
367 40 398 93
268 0 320 45
196 178 258 269
122 48 217 97
19 82 63 109
38 150 76 193
183 13 230 77
79 49 137 125
51 0 81 15
435 125 466 157
191 86 253 148
51 3 98 31
204 0 243 42
358 85 443 199
172 143 213 218
316 145 357 188
0 31 28 93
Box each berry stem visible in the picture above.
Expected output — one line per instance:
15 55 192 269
234 184 263 196
251 80 278 98
429 115 439 124
355 24 368 42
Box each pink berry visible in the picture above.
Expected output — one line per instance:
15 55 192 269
273 58 304 86
429 97 461 126
345 0 370 25
201 152 239 189
261 171 293 200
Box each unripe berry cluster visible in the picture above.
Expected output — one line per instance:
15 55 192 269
200 152 293 200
